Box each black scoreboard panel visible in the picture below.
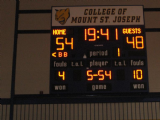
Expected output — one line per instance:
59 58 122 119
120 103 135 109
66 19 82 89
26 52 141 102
50 25 148 95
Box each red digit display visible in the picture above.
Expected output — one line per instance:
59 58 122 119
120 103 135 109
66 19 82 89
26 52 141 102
52 52 68 58
58 52 63 57
64 52 68 57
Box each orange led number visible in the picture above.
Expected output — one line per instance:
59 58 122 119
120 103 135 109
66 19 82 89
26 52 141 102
133 69 143 80
65 38 73 49
98 70 104 81
118 48 120 57
87 70 93 81
115 28 118 40
87 28 96 41
105 70 112 80
52 52 68 58
100 28 109 40
56 37 73 50
136 36 144 49
87 70 112 81
58 52 63 57
126 37 135 48
56 37 64 50
126 36 144 49
85 29 87 40
58 52 68 57
64 52 68 57
58 71 65 80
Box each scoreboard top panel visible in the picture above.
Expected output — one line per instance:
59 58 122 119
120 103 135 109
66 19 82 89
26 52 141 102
52 6 144 26
50 6 148 95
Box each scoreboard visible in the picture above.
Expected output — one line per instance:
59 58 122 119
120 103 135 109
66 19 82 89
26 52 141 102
50 6 148 95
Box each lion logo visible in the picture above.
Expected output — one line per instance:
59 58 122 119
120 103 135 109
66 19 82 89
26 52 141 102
55 8 70 25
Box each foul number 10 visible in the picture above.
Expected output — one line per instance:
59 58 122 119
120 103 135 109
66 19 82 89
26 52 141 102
133 69 143 80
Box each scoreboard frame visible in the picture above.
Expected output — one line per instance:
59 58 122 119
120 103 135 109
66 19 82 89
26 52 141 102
50 5 149 96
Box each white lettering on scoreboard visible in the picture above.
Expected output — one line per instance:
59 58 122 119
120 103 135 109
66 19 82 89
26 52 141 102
52 6 144 26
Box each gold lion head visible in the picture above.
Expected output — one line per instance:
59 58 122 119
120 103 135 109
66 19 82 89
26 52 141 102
55 8 70 25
